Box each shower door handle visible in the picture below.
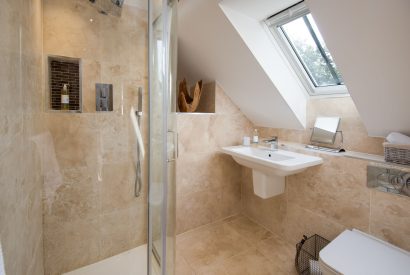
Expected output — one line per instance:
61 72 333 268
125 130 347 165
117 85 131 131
167 130 178 162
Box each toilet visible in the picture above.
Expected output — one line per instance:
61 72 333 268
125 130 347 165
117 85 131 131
319 229 410 275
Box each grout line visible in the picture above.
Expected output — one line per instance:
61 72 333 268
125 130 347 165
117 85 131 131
177 216 258 274
177 214 297 275
176 213 240 239
240 212 278 239
176 251 196 275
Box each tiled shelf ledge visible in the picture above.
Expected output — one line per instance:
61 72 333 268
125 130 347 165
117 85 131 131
176 112 216 115
279 141 410 170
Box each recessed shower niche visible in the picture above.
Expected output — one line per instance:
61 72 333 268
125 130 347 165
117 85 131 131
47 55 82 112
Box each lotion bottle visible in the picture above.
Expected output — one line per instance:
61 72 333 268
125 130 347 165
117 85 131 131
61 84 70 111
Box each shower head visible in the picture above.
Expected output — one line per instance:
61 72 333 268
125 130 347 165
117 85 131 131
112 0 125 7
88 0 125 17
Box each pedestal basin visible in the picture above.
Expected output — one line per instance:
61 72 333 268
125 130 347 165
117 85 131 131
221 146 323 198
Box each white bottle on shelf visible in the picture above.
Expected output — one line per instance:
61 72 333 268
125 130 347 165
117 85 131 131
252 129 259 144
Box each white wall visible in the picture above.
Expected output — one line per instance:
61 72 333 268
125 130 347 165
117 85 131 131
306 0 410 136
177 0 305 129
178 0 410 136
219 0 307 129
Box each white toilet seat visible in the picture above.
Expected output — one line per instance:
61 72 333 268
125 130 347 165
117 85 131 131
319 229 410 275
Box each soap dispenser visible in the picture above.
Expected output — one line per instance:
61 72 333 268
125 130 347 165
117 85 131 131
61 83 70 111
252 128 259 144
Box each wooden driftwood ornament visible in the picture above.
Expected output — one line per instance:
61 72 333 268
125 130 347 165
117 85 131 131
178 79 203 112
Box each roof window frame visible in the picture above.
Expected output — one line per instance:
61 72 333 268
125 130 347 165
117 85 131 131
265 1 348 96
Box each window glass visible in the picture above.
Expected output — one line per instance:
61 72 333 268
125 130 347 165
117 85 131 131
280 14 343 87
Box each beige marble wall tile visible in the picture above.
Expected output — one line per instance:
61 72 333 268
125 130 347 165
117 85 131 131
82 59 101 112
47 166 100 222
177 114 215 154
308 97 384 155
210 114 253 148
241 95 410 255
100 162 136 213
242 148 410 252
129 200 148 246
177 152 242 197
42 1 148 273
257 97 384 155
44 217 101 275
196 82 216 113
177 153 219 195
176 83 253 234
242 168 287 236
0 0 44 274
287 155 371 231
215 181 242 220
176 189 216 233
100 208 135 259
0 53 21 115
284 203 346 245
370 190 410 251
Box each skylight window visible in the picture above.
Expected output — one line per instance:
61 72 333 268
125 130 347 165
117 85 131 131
265 2 347 95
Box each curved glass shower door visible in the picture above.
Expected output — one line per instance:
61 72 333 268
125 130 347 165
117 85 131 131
148 0 177 274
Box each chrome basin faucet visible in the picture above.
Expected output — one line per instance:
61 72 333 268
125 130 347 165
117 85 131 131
263 136 278 150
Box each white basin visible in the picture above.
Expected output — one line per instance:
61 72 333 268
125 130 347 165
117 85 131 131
221 146 323 198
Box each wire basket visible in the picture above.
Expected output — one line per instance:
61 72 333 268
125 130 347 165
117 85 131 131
384 142 410 166
295 234 330 275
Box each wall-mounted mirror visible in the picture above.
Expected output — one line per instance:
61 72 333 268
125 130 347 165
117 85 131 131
310 116 341 145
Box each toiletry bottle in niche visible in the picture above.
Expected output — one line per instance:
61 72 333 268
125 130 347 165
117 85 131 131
61 84 70 111
252 128 259 144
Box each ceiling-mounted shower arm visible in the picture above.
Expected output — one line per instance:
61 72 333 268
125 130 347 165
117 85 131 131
112 0 125 8
88 0 124 17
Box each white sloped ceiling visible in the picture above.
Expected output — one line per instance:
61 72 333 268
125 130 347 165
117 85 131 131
178 0 410 137
306 0 410 137
177 0 307 130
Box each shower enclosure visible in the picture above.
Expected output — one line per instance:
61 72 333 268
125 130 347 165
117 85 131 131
37 0 177 274
148 0 178 274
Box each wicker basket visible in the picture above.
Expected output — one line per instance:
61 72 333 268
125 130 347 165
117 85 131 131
295 234 330 275
383 142 410 166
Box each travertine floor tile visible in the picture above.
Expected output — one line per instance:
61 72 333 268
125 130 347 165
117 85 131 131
225 215 273 244
178 221 253 270
176 216 297 275
223 248 286 275
257 235 297 275
194 263 229 275
175 251 195 275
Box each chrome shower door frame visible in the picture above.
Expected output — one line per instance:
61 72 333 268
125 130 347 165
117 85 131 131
148 0 178 274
